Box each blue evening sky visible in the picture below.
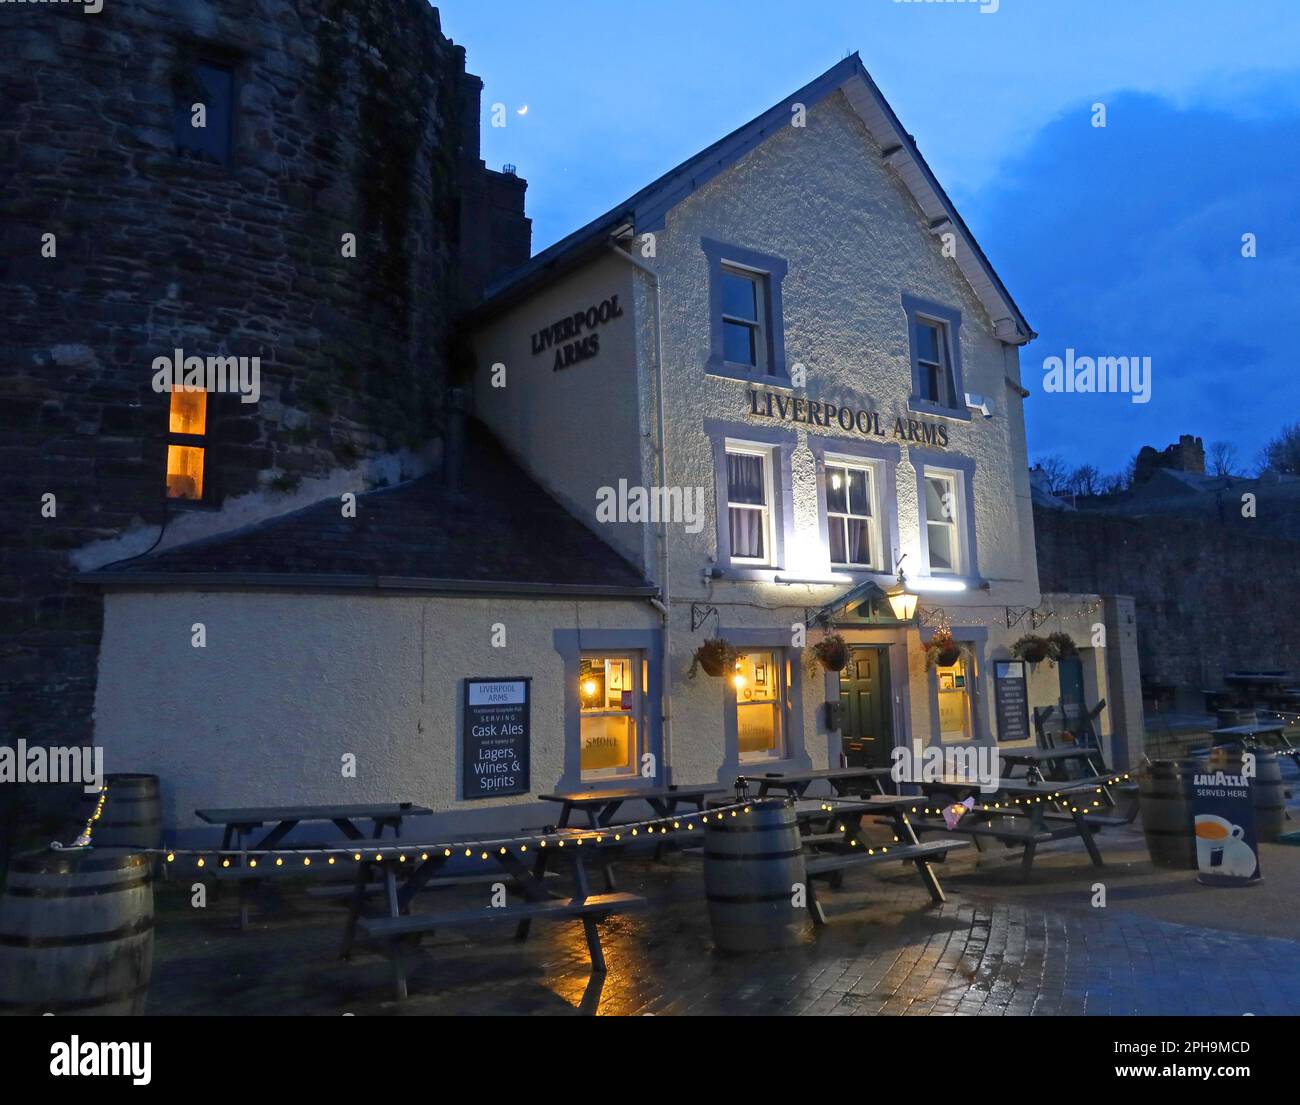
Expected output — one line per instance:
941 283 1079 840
440 0 1300 474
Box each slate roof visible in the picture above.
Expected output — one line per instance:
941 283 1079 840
467 53 1034 343
82 424 655 597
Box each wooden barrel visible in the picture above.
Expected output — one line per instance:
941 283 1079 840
79 774 162 851
1138 759 1200 868
1208 747 1286 842
703 800 808 953
0 849 154 1015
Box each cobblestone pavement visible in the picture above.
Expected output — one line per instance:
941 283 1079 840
148 829 1300 1016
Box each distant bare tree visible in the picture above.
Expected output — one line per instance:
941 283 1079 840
1033 454 1069 493
1207 440 1239 477
1262 424 1300 475
1067 464 1101 496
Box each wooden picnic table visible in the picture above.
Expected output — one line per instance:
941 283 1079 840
789 795 968 917
999 746 1098 780
338 830 646 1000
900 775 1115 878
740 766 893 798
538 784 725 829
194 802 433 928
1225 672 1292 686
537 784 723 890
1208 721 1300 769
196 802 432 850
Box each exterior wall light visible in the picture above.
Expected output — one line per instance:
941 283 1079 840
886 570 919 622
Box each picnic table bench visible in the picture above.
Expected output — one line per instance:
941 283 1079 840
340 829 648 999
1206 721 1300 770
194 802 432 927
901 776 1115 878
739 766 893 799
789 795 968 922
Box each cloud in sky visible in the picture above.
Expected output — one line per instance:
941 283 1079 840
968 85 1300 472
439 0 1300 469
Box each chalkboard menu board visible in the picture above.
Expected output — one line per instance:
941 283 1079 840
462 678 530 799
994 661 1029 743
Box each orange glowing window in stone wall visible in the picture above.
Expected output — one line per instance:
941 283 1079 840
165 389 207 500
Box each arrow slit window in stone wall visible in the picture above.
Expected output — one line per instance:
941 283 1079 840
174 61 236 165
165 389 207 501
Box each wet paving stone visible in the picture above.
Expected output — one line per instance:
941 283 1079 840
146 833 1300 1016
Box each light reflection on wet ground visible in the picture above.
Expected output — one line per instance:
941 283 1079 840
147 818 1300 1016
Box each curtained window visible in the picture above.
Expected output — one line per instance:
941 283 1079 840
726 447 771 563
826 461 879 569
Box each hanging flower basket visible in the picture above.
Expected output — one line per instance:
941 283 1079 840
1046 632 1078 662
690 638 741 678
923 628 963 670
809 633 850 673
1011 634 1051 664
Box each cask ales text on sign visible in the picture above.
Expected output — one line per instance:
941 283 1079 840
462 678 530 799
994 661 1030 743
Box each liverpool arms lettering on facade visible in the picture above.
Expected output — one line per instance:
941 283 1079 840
530 295 625 371
746 388 951 447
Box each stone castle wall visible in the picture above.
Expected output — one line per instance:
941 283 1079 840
1034 507 1300 702
0 1 528 847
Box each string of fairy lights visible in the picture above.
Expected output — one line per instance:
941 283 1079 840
906 773 1134 819
65 775 1133 866
67 785 766 867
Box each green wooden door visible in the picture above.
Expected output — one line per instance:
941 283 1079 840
839 647 892 768
1059 656 1085 712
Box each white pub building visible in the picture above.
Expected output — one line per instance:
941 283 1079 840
91 56 1143 837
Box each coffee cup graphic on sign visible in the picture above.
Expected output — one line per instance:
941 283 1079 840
1194 815 1244 871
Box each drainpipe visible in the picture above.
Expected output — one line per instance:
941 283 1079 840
606 241 672 778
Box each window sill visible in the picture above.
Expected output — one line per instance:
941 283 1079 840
713 565 784 583
706 359 792 391
906 398 972 423
165 498 221 513
826 567 896 586
576 776 656 790
916 573 986 592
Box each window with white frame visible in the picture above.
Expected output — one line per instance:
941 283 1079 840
721 266 768 371
734 649 785 762
725 444 773 565
924 470 962 574
913 317 956 407
578 654 642 780
825 460 880 570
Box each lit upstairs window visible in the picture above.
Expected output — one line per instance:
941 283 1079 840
165 389 207 501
